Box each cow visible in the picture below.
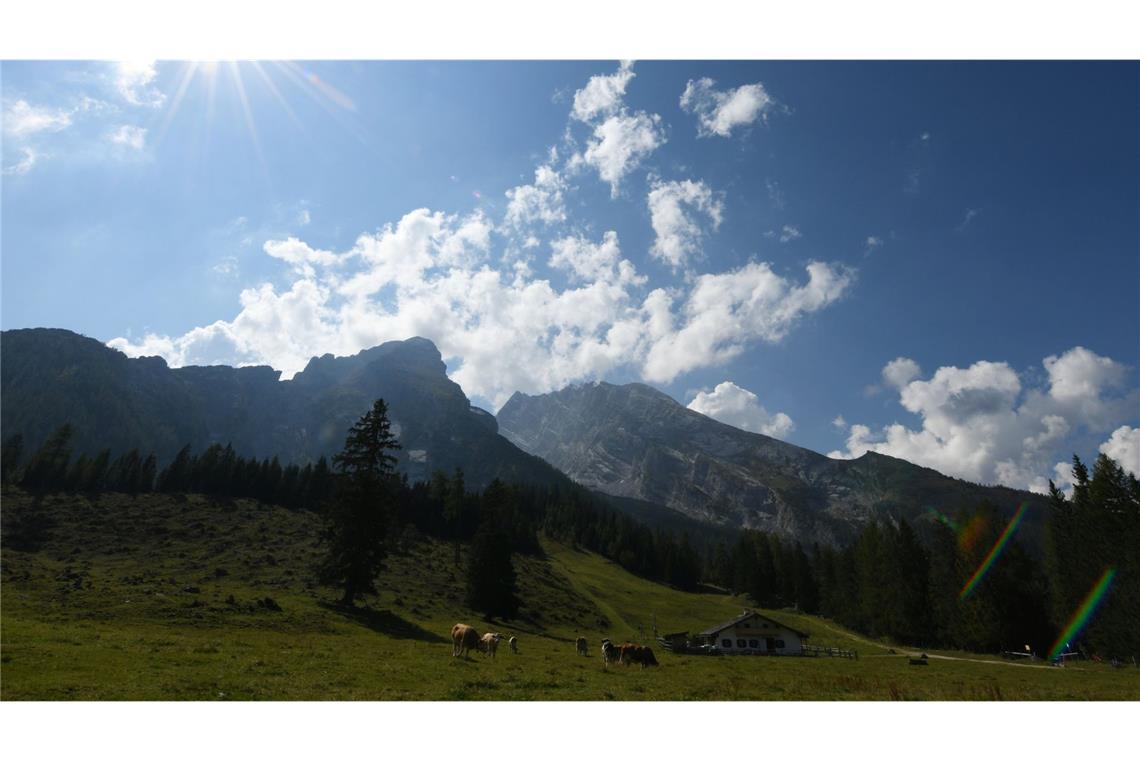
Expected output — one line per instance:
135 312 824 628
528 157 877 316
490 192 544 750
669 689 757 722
601 638 621 668
481 632 501 658
618 643 660 668
509 636 519 654
451 623 480 658
576 637 588 656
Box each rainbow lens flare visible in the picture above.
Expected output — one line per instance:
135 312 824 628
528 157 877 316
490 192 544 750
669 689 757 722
926 507 959 532
1048 568 1117 662
958 502 1028 600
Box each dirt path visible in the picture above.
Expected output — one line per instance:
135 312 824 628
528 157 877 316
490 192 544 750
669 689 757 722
813 618 1062 671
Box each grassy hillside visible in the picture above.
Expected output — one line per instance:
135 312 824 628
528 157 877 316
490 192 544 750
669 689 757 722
2 488 1136 700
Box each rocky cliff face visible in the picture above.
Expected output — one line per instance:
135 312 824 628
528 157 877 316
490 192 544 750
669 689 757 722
498 381 1042 545
0 328 562 488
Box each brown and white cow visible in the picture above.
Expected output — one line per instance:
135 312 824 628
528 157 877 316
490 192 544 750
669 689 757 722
575 636 588 656
451 623 480 658
481 632 501 658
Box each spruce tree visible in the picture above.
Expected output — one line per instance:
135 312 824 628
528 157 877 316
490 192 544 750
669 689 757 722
465 522 519 620
319 399 402 607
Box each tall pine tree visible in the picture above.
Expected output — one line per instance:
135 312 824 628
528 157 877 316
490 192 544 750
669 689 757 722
319 399 402 607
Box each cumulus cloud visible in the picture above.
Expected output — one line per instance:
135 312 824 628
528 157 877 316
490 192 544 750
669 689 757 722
688 381 794 438
110 206 853 408
832 415 847 429
829 348 1138 493
574 111 665 197
3 100 72 137
680 77 774 138
571 61 635 123
108 124 147 150
565 62 665 197
1100 426 1140 477
115 61 165 107
647 179 724 270
642 260 854 383
505 164 567 228
882 357 921 389
549 231 644 286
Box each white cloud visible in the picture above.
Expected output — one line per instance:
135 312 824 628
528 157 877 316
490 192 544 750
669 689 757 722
865 236 883 253
882 357 921 389
115 61 165 107
263 237 341 277
832 415 847 429
687 381 794 439
642 260 854 383
108 124 147 150
571 61 635 123
574 111 665 197
3 100 72 137
1044 345 1126 402
2 147 39 176
297 209 311 226
505 164 567 228
829 348 1138 493
647 179 724 270
779 225 801 243
212 256 239 278
110 205 852 409
563 62 665 197
1100 426 1140 477
679 77 774 138
549 231 644 286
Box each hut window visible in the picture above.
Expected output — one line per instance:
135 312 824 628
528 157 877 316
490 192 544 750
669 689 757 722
722 639 732 648
748 639 759 648
737 639 746 648
775 639 786 649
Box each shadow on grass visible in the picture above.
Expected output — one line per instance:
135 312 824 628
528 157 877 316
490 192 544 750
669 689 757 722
319 602 448 643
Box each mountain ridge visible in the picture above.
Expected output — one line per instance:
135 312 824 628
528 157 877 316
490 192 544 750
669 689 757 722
497 380 1045 545
0 328 548 489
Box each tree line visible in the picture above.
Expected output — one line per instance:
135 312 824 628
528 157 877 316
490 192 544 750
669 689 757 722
3 416 1136 657
703 453 1138 659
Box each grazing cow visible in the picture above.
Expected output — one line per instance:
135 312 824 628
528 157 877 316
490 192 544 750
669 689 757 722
509 636 518 654
601 639 621 668
451 623 480 658
481 632 501 658
576 637 588 656
618 643 660 668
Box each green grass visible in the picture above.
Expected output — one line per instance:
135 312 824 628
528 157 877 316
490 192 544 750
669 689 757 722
2 487 1137 700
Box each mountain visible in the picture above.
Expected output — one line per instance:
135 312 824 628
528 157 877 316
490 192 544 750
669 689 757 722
0 328 561 488
497 381 1044 545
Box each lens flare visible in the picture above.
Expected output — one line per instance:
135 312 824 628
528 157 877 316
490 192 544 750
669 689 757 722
926 507 959 532
958 502 1028 600
957 513 990 553
1048 568 1117 662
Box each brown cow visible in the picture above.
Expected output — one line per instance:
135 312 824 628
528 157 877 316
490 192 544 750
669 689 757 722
451 623 480 658
575 637 588 656
618 643 659 668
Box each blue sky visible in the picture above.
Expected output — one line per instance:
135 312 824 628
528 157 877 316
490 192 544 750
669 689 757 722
2 60 1138 491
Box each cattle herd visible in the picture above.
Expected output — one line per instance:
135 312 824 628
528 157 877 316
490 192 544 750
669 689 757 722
450 624 657 669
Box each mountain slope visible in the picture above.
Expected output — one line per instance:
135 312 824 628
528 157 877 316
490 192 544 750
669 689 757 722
497 381 1044 545
0 328 562 488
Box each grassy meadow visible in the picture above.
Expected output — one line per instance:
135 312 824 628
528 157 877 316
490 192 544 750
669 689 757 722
2 487 1137 700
